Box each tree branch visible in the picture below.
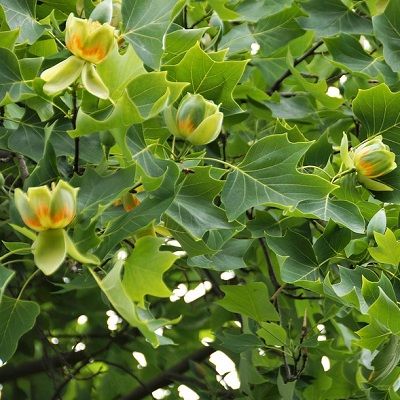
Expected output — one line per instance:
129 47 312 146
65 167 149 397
120 346 214 400
0 351 87 383
267 40 324 95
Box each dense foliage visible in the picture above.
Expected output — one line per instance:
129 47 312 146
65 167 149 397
0 0 399 399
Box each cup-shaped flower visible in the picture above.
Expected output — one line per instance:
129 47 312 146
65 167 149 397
40 10 115 99
14 180 78 232
65 14 115 65
164 93 223 145
353 136 396 179
340 134 396 191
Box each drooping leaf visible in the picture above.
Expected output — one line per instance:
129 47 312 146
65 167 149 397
122 236 178 307
0 296 40 362
0 265 14 303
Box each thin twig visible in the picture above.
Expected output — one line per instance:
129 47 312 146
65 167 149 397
71 87 80 175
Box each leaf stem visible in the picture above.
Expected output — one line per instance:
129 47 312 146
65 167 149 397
17 269 40 301
331 168 356 183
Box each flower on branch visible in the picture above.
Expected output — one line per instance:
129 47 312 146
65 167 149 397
40 0 115 99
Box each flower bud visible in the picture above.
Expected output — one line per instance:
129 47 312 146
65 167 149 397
65 13 115 64
15 180 78 232
164 93 223 145
353 136 396 179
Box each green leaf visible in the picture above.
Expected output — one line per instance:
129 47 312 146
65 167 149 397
97 195 176 259
221 134 336 220
90 262 175 347
0 265 14 303
266 230 320 285
187 238 252 271
236 0 293 22
297 198 365 234
218 282 279 322
162 28 208 66
373 0 400 72
299 0 372 36
70 167 136 216
0 48 33 104
368 228 400 266
289 67 343 109
165 167 239 240
353 84 400 154
122 236 178 307
97 45 145 101
252 5 305 57
165 43 247 115
70 72 187 137
370 335 400 382
207 0 238 20
324 34 396 81
257 322 287 346
366 208 386 239
0 296 40 362
219 332 264 353
324 266 377 312
368 288 400 334
313 220 351 264
122 0 184 69
0 0 45 44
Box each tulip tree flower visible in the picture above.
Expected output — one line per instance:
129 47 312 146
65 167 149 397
14 181 99 275
340 134 396 191
164 93 223 145
40 4 115 99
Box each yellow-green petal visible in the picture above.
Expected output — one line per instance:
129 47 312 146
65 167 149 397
50 180 78 229
32 229 67 275
188 112 223 145
81 62 109 99
14 189 44 232
41 55 85 95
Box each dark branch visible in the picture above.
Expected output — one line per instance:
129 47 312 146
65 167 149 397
120 346 214 400
267 40 324 95
0 351 86 383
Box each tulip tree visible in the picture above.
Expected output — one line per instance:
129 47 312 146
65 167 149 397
0 0 400 398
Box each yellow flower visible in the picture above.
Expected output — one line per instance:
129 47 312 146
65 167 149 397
340 134 396 191
164 94 223 145
40 7 115 99
14 180 78 232
65 14 115 64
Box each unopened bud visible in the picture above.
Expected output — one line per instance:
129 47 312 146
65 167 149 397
164 93 223 145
